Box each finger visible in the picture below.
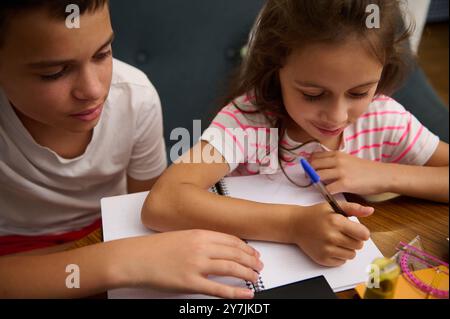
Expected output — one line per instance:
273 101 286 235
208 244 264 272
340 219 371 241
202 231 260 257
320 257 347 267
310 151 336 160
325 181 345 194
317 169 340 183
331 246 357 261
310 157 336 170
193 277 255 299
204 260 260 284
335 234 365 251
340 202 374 218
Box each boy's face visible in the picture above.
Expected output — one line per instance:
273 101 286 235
279 37 383 146
0 5 113 133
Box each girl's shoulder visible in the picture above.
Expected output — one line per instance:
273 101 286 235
216 93 274 128
368 94 407 112
360 94 410 126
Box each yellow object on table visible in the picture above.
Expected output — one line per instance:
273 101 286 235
363 257 400 299
356 266 449 299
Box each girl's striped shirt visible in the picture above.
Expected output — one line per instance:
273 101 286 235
201 94 440 177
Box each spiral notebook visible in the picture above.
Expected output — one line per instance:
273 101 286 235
101 172 382 299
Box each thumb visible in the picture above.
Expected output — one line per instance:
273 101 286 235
339 202 374 217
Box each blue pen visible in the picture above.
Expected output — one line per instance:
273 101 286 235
300 158 348 217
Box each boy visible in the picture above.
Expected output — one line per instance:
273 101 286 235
0 0 260 298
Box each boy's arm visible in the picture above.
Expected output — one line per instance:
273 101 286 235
0 241 117 298
0 230 262 299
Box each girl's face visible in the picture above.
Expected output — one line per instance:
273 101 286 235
279 37 384 148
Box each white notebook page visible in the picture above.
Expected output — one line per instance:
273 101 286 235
221 173 382 292
101 172 382 298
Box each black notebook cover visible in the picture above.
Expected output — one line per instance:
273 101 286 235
254 276 337 299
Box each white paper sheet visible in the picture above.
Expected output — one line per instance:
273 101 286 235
101 172 382 298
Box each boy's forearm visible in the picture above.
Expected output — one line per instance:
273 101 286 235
0 241 121 299
143 183 294 243
381 163 449 203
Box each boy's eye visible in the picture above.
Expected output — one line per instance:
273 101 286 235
40 66 69 81
348 92 369 99
94 50 112 61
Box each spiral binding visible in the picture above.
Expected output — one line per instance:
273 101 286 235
245 277 265 292
214 179 266 293
210 184 218 194
216 179 229 196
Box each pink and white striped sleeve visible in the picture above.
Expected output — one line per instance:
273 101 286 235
200 103 269 172
380 100 440 166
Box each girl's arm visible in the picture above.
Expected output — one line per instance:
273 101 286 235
142 141 295 242
385 141 448 202
310 141 449 203
142 142 374 267
0 230 261 299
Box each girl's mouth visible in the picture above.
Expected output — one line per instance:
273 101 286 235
312 123 345 136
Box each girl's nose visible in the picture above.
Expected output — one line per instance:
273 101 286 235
325 98 349 125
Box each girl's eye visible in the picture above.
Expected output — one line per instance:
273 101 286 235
302 92 324 102
348 92 369 99
40 66 69 81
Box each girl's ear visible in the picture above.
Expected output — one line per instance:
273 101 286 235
279 54 289 71
280 46 298 70
277 67 285 84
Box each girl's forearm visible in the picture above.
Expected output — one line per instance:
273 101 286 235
0 241 122 299
381 164 449 203
143 182 294 243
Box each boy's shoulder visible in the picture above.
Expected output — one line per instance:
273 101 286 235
100 59 161 129
111 59 157 95
107 59 160 114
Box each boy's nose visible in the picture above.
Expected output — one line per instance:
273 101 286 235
72 67 104 101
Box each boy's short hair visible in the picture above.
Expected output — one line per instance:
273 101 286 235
0 0 109 47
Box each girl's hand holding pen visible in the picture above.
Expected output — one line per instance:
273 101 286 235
287 202 374 267
309 151 387 196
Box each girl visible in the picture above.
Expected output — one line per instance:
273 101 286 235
142 0 449 267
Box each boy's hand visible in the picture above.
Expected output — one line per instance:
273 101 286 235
309 151 387 195
289 202 374 267
112 230 262 299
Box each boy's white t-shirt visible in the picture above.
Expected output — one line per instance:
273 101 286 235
0 59 167 236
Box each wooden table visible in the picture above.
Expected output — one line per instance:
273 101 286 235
337 195 449 299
